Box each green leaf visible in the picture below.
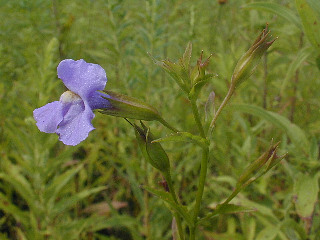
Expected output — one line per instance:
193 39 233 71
189 73 216 99
52 187 106 218
316 54 320 70
307 0 320 17
0 163 36 211
44 164 83 207
307 0 320 18
0 193 29 226
281 219 307 240
152 132 209 149
296 0 320 50
200 204 255 224
280 47 312 95
142 186 193 226
182 42 192 69
148 54 188 92
233 196 279 222
293 174 319 218
256 226 279 240
231 104 309 153
243 2 302 29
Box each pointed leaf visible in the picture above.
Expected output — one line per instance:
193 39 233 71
0 193 29 226
231 104 309 153
293 174 319 218
243 2 302 29
200 204 255 224
152 132 209 149
256 226 279 240
182 42 192 69
296 0 320 50
142 186 193 225
280 47 312 95
44 164 83 205
52 187 106 218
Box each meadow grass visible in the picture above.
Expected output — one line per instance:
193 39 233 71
0 0 320 239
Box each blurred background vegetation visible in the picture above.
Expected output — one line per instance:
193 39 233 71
0 0 319 239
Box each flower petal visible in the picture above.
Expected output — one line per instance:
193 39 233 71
56 101 95 146
87 91 111 110
33 101 64 133
57 59 107 100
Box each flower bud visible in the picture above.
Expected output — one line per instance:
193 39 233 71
100 91 161 121
231 24 277 88
133 122 170 173
237 141 286 187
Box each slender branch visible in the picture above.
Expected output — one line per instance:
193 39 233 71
190 99 205 138
290 32 304 122
208 86 234 133
263 52 268 109
190 148 209 239
158 117 179 132
163 172 184 240
51 0 64 59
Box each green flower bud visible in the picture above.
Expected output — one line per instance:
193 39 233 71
237 141 286 187
231 24 277 88
100 90 161 121
133 122 170 173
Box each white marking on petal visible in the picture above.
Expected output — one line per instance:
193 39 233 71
60 91 82 103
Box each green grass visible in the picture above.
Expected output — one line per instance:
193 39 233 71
0 0 319 239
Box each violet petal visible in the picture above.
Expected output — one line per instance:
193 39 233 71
33 101 64 133
88 91 111 110
57 59 107 100
56 101 95 146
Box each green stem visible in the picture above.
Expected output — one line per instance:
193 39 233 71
189 228 195 240
190 99 205 138
158 117 179 133
208 86 234 133
163 172 185 240
190 148 209 238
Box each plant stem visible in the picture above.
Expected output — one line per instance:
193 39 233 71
190 99 205 138
190 148 209 239
263 52 268 109
163 172 185 240
158 117 179 133
208 86 234 133
290 32 304 122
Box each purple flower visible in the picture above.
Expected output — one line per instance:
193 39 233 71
33 59 110 146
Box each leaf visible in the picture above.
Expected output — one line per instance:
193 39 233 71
89 215 143 240
83 201 128 215
142 186 193 226
0 193 29 226
52 187 106 218
280 47 312 95
281 219 307 240
44 164 83 206
307 0 320 17
205 91 216 122
309 137 319 160
200 204 255 224
243 2 302 29
256 226 279 240
182 42 192 69
0 165 36 210
293 174 319 218
152 132 209 149
189 73 216 99
230 104 309 153
148 54 188 92
232 196 279 222
296 0 320 50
